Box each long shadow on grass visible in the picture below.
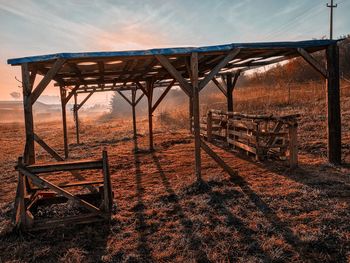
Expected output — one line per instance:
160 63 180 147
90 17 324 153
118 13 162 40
151 153 211 262
132 139 154 262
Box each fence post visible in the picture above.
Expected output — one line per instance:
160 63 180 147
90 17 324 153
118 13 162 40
288 123 298 168
207 110 213 142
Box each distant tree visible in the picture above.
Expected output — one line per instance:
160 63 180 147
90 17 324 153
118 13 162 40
10 91 21 100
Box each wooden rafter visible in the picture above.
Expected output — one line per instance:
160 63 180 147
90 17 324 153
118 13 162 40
212 78 227 97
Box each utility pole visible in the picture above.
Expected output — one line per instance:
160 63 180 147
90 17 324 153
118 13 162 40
327 0 337 40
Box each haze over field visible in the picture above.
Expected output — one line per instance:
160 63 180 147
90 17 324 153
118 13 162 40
1 0 350 104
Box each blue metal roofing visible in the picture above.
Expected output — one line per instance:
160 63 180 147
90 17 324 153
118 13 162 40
7 39 338 65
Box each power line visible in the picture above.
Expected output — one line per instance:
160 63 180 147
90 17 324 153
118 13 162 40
327 0 337 40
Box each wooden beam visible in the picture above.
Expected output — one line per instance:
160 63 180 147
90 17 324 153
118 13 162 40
135 81 148 96
135 92 145 106
191 52 201 181
151 79 175 112
76 91 94 111
199 48 240 91
74 93 80 144
326 44 341 164
67 63 87 87
102 150 113 212
147 80 154 151
117 90 133 106
200 139 237 176
212 78 227 97
155 54 191 96
297 48 327 78
31 59 65 104
131 89 137 139
227 72 240 112
65 85 80 104
21 63 35 165
34 133 64 161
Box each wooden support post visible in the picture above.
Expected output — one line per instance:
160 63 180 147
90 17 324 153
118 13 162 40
326 44 341 164
22 63 35 165
189 96 193 133
131 89 137 139
191 52 201 181
226 72 240 112
207 110 213 142
288 123 298 168
102 149 113 213
60 87 69 159
147 81 154 151
74 93 80 144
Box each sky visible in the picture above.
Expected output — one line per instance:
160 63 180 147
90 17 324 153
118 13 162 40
0 0 349 104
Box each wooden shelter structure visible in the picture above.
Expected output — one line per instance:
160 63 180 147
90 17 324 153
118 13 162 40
8 39 341 229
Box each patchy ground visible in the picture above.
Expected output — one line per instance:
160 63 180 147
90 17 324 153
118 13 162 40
0 118 350 262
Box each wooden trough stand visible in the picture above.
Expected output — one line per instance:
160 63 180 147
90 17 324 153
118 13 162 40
202 109 299 168
14 150 113 231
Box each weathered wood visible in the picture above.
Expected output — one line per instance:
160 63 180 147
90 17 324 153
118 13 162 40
200 139 237 176
297 48 328 78
151 79 175 112
199 48 240 90
326 44 341 164
31 59 66 104
147 80 154 151
206 110 213 142
65 85 80 104
131 89 137 139
191 52 201 181
60 87 69 159
155 54 191 96
22 63 35 165
288 123 298 168
25 159 103 174
227 73 240 112
31 180 104 190
102 150 113 212
74 93 80 144
17 167 101 214
117 90 133 106
34 133 64 161
76 91 94 111
212 78 227 96
189 96 193 133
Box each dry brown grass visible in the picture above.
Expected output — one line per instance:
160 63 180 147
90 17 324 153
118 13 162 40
0 83 350 262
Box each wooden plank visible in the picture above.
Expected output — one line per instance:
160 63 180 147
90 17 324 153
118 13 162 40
326 44 341 164
297 48 327 78
151 79 175 112
31 59 66 104
206 111 213 142
26 159 103 174
31 180 104 190
199 48 240 90
200 139 237 176
155 54 191 96
17 166 101 214
34 133 64 161
227 138 257 154
191 52 201 181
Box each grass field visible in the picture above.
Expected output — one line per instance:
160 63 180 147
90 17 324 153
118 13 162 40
0 82 350 262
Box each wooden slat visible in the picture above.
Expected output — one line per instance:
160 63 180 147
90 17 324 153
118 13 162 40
227 138 257 154
26 159 103 174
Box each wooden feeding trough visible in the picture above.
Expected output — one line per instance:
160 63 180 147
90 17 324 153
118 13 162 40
14 150 113 231
202 110 299 167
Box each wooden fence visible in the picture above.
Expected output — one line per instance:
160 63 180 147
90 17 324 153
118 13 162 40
199 109 299 167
